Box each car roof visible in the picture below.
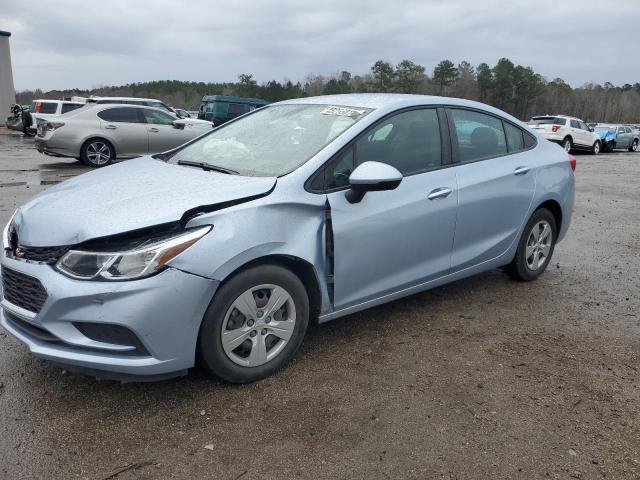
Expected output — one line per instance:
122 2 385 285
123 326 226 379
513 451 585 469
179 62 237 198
32 99 83 105
90 96 164 102
275 94 528 125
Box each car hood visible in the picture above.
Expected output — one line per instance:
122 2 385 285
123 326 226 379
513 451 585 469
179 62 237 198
13 157 276 247
594 130 616 141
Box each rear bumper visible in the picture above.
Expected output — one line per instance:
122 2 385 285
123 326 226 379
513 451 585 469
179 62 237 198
34 137 77 157
0 256 219 380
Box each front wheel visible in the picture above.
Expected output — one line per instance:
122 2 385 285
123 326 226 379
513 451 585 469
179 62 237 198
591 141 601 155
506 208 557 282
81 139 115 167
198 264 309 383
629 139 638 152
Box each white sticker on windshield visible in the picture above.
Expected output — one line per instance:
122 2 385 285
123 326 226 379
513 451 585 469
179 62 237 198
321 106 366 117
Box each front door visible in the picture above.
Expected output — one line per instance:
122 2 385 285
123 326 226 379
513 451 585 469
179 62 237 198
326 108 457 310
142 108 193 153
97 106 149 156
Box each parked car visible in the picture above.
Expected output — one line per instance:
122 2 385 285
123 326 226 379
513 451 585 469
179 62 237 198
5 104 34 136
529 115 601 154
17 99 85 135
87 97 208 124
594 124 639 152
34 104 212 167
198 95 269 125
2 94 575 383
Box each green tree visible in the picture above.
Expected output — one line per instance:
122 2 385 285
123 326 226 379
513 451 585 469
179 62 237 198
432 60 458 95
395 60 425 93
323 71 353 95
370 60 396 92
235 73 258 97
476 62 493 103
491 58 516 110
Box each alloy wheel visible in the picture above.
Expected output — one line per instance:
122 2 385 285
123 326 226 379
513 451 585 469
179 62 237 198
221 284 296 367
86 142 111 165
632 140 638 152
525 220 553 271
563 139 571 152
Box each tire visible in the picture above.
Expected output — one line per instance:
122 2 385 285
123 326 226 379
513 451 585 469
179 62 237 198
197 264 309 383
81 138 115 167
506 208 557 282
629 139 638 152
591 140 601 155
561 137 572 153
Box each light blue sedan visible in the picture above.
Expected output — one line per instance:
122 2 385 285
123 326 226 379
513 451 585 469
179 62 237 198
1 94 575 383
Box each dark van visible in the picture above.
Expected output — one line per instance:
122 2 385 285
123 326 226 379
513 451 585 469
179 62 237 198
198 95 269 125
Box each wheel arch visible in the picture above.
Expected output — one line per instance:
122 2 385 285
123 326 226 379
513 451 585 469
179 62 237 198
80 136 117 158
534 199 562 233
217 254 323 322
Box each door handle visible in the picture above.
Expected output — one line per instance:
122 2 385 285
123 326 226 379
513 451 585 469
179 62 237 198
514 166 530 175
149 127 159 133
105 125 117 130
427 187 453 200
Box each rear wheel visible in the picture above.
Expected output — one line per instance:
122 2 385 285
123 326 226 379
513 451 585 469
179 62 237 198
591 141 601 155
81 139 115 167
562 137 572 153
198 264 309 383
629 139 638 152
506 208 557 282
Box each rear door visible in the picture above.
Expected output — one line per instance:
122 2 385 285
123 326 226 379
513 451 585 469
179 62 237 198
97 107 149 156
142 108 194 153
325 108 457 309
447 108 536 272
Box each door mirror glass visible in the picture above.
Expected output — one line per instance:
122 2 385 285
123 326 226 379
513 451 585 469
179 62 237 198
345 161 402 203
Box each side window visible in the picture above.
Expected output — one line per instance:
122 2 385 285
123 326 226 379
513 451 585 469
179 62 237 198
617 127 626 134
579 121 590 131
449 109 507 162
570 119 580 128
97 107 143 123
61 103 82 114
554 118 567 126
523 131 537 149
504 122 525 152
625 127 633 134
143 109 175 125
228 103 249 118
326 148 355 190
354 108 442 175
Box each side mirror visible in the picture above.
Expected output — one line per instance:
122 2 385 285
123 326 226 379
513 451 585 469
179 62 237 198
345 161 402 204
589 127 594 132
173 119 186 129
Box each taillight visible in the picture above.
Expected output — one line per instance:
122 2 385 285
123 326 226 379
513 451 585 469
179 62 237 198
569 154 576 171
44 121 65 131
551 125 561 132
35 101 42 113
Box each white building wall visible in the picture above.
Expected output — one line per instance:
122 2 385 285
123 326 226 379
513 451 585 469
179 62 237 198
0 31 16 119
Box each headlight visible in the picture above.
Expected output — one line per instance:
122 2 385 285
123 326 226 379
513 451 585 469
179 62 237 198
56 226 211 281
2 210 17 250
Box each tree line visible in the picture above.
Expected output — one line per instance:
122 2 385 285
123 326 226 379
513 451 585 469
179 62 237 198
16 58 640 123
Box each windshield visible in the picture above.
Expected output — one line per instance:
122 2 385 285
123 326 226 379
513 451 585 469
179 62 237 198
170 104 372 176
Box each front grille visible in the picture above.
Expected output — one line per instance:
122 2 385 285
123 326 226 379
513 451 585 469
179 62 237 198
1 267 48 314
16 245 69 264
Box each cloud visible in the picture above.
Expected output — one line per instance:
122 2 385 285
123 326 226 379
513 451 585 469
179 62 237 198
2 0 638 90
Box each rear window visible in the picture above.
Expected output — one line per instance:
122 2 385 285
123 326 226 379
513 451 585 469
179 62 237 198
530 117 566 126
32 101 58 114
61 103 83 114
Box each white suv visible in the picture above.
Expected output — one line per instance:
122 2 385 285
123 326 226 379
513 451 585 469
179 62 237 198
529 115 601 154
27 99 86 135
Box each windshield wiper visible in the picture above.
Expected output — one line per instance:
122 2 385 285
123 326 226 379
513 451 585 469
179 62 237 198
177 160 239 175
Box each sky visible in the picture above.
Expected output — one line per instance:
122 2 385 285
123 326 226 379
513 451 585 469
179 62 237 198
2 0 639 92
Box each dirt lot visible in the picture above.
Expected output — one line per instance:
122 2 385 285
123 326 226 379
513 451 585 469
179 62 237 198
0 130 638 480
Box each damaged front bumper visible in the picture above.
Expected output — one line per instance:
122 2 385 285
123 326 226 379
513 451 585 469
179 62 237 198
0 254 219 380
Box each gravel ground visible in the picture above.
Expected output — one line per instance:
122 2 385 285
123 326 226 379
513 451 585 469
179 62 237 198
0 130 638 480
